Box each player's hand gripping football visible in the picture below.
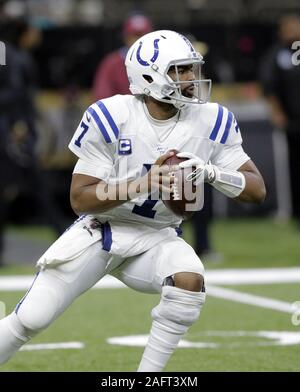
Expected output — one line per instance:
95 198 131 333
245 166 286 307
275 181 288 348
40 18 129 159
176 152 209 185
138 150 178 197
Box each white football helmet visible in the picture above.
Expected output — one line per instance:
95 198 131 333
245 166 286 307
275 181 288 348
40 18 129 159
125 30 211 108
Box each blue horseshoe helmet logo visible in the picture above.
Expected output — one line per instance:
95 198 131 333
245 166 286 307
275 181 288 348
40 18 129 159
136 38 160 66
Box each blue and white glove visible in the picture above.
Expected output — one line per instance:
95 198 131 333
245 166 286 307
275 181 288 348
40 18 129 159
177 152 246 198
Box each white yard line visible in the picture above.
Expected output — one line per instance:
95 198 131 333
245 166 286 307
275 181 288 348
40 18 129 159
1 268 299 315
205 267 300 285
20 342 84 351
107 331 300 348
1 267 300 291
207 285 297 314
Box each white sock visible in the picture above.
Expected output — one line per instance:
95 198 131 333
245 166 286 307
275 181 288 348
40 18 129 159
137 286 205 372
0 312 30 365
137 319 186 372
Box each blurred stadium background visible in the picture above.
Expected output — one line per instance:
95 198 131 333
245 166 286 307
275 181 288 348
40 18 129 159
0 0 300 372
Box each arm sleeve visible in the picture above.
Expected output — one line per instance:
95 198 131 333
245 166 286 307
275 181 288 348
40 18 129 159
210 110 250 171
72 158 111 180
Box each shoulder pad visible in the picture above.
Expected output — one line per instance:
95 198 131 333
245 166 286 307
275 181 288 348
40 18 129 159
87 95 129 144
208 103 240 145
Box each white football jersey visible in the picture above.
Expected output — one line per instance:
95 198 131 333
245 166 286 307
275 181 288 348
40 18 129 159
69 94 250 232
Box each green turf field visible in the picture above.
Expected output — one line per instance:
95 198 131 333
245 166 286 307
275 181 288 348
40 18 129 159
1 287 299 372
0 219 300 372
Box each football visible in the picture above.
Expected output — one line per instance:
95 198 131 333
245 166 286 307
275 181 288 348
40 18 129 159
162 150 198 219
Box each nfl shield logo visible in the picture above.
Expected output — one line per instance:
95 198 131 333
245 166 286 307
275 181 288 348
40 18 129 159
118 139 132 155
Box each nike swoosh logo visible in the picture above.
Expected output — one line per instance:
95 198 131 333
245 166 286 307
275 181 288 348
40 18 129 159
86 113 91 122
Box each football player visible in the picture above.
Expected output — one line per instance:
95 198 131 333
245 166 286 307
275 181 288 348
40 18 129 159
0 30 266 371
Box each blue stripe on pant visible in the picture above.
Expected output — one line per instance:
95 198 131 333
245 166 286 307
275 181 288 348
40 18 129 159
15 272 40 314
101 222 112 252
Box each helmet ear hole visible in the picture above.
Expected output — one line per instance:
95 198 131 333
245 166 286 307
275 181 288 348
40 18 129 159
143 74 153 83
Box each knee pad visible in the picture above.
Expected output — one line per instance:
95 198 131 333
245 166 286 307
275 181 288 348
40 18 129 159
5 312 34 341
152 285 206 331
16 285 60 332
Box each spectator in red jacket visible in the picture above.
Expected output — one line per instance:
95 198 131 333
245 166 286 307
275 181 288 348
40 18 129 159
92 13 153 100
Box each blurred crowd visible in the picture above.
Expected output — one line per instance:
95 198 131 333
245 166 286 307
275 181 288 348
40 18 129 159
1 0 300 265
0 16 73 264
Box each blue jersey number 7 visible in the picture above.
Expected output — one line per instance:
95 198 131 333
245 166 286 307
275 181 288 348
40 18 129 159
132 164 158 219
132 198 158 219
74 121 89 148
